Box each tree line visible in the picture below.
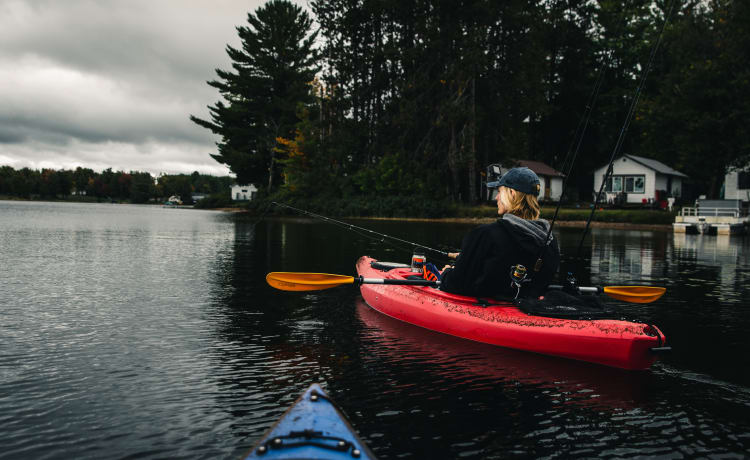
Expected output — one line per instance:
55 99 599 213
0 166 232 204
192 0 749 204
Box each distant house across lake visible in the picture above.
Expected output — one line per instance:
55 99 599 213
593 154 688 206
486 160 564 201
231 184 257 201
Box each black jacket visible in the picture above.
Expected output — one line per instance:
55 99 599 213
440 215 560 299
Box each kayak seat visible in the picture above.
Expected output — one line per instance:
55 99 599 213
517 290 620 320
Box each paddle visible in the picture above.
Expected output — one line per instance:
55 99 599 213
547 285 666 304
266 272 439 291
266 272 439 292
267 272 666 303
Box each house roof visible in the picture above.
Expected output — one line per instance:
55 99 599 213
515 160 565 177
603 154 688 178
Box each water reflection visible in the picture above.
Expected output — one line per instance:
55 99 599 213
5 203 748 459
356 300 653 410
672 233 747 302
587 230 670 283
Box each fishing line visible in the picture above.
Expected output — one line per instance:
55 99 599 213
251 200 275 231
271 202 451 258
532 0 677 283
534 0 633 273
574 0 677 262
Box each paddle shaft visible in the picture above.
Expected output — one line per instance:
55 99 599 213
548 284 599 294
267 272 663 302
366 280 601 293
357 277 440 287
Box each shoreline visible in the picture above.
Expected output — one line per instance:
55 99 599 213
346 216 673 231
0 199 673 231
256 213 673 231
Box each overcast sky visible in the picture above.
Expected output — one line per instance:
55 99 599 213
0 0 307 176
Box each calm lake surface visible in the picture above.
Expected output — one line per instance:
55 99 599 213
2 200 749 459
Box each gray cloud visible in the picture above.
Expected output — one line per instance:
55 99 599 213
0 0 302 175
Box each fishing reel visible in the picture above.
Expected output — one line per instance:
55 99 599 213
509 264 531 299
563 271 578 295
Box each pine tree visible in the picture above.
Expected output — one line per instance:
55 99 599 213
191 0 318 190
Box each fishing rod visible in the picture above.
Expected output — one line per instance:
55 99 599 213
271 202 451 258
532 0 631 276
534 0 676 284
574 0 677 263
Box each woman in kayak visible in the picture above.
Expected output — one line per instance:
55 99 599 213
440 167 560 299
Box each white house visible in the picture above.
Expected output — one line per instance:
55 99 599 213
724 167 750 202
593 154 688 205
518 160 565 201
486 160 565 201
231 184 258 201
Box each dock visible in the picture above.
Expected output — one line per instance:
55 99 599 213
674 199 749 235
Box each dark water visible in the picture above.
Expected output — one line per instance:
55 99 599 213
1 200 749 459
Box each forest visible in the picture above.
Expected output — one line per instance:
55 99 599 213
192 0 748 209
0 166 232 205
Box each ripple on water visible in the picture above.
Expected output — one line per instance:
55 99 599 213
2 206 750 458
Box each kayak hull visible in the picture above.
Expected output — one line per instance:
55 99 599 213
244 384 376 459
356 256 666 370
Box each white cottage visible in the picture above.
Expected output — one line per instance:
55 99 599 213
486 160 565 201
518 160 565 201
723 167 750 202
231 184 258 201
593 154 688 206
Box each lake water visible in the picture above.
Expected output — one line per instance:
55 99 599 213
1 200 749 459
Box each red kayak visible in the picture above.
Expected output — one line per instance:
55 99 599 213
356 256 667 370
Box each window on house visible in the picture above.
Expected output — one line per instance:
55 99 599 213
626 176 645 193
739 171 750 190
604 175 645 193
604 176 622 192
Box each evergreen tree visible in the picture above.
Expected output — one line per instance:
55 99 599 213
191 0 318 190
636 0 750 198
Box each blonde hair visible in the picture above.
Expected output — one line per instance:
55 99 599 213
498 186 541 220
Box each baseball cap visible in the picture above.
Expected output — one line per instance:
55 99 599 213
486 167 540 195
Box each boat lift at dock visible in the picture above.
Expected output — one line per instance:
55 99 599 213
673 199 749 235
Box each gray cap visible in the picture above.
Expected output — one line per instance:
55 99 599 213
487 167 540 195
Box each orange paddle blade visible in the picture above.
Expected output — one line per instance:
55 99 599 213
266 272 356 291
603 286 666 304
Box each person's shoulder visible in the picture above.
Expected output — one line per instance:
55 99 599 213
500 215 550 231
470 219 512 244
461 220 502 245
474 219 505 234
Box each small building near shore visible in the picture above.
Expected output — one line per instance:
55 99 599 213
485 160 565 201
593 154 688 207
231 184 258 201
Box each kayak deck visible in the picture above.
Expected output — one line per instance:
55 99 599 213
244 384 376 459
356 256 666 370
